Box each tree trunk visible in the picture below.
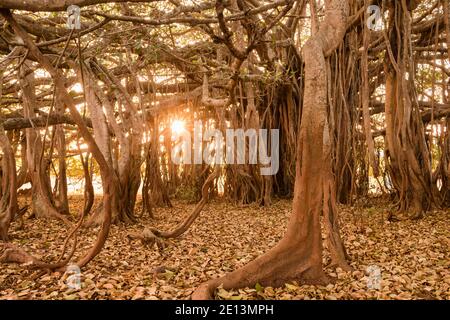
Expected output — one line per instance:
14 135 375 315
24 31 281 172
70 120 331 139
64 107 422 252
19 66 68 223
146 122 172 208
0 127 17 241
1 8 112 269
384 1 438 218
16 138 29 188
53 95 69 214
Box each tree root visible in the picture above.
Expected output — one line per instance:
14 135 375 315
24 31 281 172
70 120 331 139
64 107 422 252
0 243 42 266
191 238 329 300
149 168 219 239
127 228 167 251
192 0 350 300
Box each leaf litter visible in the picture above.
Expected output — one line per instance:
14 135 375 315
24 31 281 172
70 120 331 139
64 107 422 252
0 196 448 300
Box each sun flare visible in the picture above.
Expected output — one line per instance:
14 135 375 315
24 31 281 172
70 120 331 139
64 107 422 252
171 120 186 135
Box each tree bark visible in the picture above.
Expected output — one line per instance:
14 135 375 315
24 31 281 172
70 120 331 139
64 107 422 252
383 1 438 218
19 66 68 222
53 95 69 214
1 8 113 269
0 126 17 241
0 0 156 12
361 1 379 178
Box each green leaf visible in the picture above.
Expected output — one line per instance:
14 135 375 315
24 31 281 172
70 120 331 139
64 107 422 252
255 282 263 292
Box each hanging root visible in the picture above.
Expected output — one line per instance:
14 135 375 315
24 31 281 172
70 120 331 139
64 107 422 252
192 0 350 300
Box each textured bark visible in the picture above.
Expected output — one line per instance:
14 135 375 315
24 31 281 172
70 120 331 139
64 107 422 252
323 122 350 270
80 152 94 216
361 3 379 178
147 118 172 208
54 94 69 214
83 72 113 166
1 9 113 269
0 114 93 130
16 138 29 188
383 1 438 218
19 66 68 223
0 0 155 12
82 66 142 225
192 0 350 299
444 1 450 60
438 119 450 206
230 0 266 205
0 127 17 241
80 70 119 226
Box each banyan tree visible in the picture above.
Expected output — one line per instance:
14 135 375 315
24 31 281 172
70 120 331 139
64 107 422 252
0 0 448 299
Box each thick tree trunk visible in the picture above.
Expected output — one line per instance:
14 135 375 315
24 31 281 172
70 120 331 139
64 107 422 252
80 152 94 216
323 121 350 270
81 67 142 225
19 66 68 223
192 0 349 299
53 95 69 214
361 6 379 178
16 138 29 188
384 1 438 218
438 119 450 206
1 8 112 269
140 152 154 218
230 4 266 205
115 116 142 223
146 123 172 208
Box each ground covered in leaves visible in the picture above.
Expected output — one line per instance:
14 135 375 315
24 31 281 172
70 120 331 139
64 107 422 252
0 197 448 300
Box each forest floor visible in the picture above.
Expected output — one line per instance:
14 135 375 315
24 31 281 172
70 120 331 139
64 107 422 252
0 196 448 300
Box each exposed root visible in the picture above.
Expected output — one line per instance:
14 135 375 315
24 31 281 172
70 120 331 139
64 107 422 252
0 243 41 266
191 239 329 300
127 228 167 251
149 168 219 239
192 0 350 300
